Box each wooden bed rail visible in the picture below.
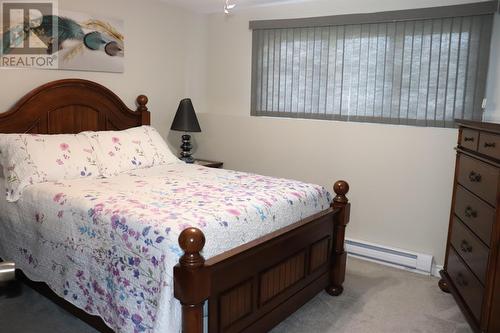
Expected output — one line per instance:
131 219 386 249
174 180 350 333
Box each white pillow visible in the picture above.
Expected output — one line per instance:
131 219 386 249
127 126 180 165
0 133 99 202
83 126 179 177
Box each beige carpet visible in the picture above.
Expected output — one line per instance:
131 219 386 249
0 257 472 332
272 257 472 333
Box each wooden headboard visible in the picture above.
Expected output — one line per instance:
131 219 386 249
0 79 150 134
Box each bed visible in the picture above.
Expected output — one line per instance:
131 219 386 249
0 79 351 333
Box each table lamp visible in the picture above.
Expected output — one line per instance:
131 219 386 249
170 98 201 163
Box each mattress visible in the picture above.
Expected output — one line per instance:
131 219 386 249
0 163 331 333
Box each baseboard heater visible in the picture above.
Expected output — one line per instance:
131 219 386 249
345 239 434 275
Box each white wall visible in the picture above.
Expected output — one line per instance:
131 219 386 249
0 0 208 139
195 0 492 266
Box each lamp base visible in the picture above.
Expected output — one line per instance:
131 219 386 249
180 134 194 164
181 156 195 164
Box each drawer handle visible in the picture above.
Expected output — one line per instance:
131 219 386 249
457 273 469 287
464 206 478 218
463 137 475 142
468 171 482 183
460 240 473 253
484 142 496 148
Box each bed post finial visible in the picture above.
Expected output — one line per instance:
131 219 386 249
179 227 206 268
175 227 208 333
333 180 349 204
136 95 151 125
136 95 148 112
326 180 351 297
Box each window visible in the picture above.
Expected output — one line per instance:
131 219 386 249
250 2 496 127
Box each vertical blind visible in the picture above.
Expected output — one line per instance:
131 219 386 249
250 3 495 127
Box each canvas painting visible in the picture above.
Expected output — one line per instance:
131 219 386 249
1 8 124 73
56 10 124 73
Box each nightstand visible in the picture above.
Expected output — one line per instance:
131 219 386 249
192 159 223 169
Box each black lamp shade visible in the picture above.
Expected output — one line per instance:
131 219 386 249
170 98 201 132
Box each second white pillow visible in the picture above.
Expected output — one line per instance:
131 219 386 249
83 126 180 177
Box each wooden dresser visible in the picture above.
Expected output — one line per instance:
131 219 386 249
439 120 500 333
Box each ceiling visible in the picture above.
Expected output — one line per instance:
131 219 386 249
160 0 315 14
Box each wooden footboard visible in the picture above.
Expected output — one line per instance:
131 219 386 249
174 181 350 333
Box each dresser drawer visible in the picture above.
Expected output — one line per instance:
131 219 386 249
450 217 489 284
461 129 479 151
479 132 500 160
454 185 495 245
447 247 484 322
458 154 499 206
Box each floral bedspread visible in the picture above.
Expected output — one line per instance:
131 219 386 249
0 164 331 333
